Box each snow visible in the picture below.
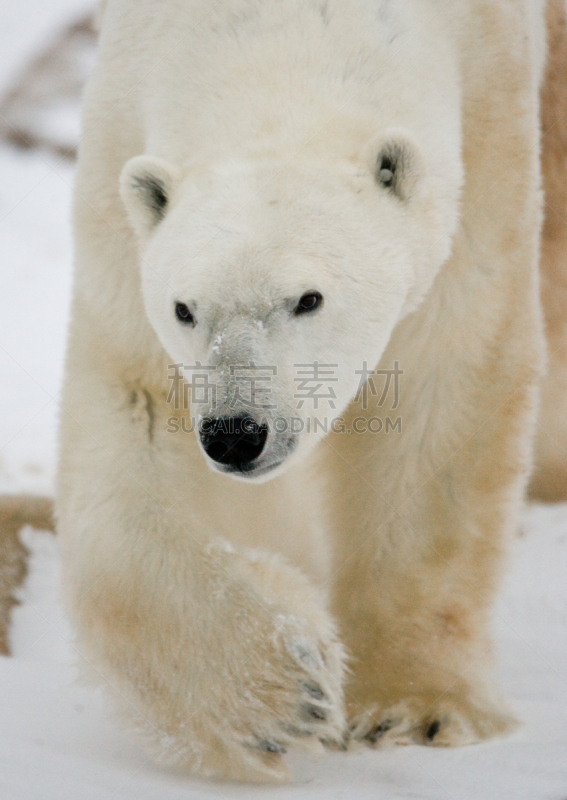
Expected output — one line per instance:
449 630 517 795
0 2 566 798
0 145 74 497
2 516 567 799
0 0 92 97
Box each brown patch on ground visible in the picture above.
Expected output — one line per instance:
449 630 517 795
0 496 54 655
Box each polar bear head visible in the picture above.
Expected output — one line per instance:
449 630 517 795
120 126 461 481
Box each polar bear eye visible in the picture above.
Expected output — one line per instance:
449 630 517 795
175 302 195 325
295 292 323 315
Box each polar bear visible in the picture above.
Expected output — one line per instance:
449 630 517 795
55 0 549 783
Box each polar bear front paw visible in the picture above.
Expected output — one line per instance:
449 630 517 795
243 665 345 756
137 546 348 783
223 609 347 781
348 693 518 750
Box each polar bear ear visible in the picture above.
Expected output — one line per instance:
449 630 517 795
120 155 178 238
367 130 426 202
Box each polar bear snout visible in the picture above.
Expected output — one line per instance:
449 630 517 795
198 414 299 479
200 415 268 472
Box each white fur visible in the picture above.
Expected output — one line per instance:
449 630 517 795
58 0 547 783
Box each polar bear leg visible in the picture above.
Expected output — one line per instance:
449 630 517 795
323 305 536 749
57 371 346 782
322 359 530 750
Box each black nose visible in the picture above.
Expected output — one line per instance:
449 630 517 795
200 415 268 468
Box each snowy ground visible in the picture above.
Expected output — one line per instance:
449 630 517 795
1 3 567 799
1 506 567 800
